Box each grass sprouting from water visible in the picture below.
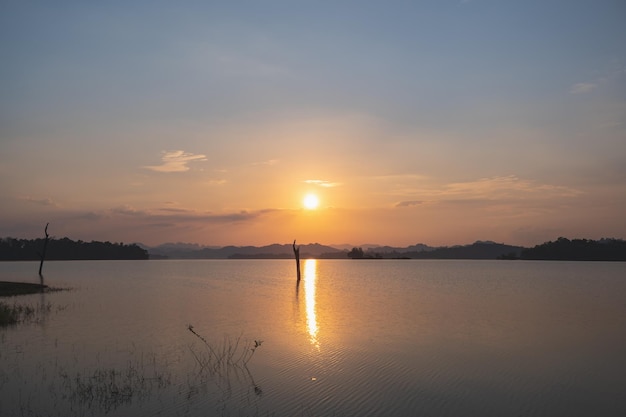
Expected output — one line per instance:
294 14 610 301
0 301 53 326
59 358 172 414
186 325 264 400
0 302 20 325
187 325 263 373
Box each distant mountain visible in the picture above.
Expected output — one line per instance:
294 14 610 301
337 241 519 260
330 243 385 251
144 242 216 259
145 243 343 259
330 243 433 252
365 243 434 254
144 241 518 260
3 236 621 262
143 238 623 261
406 241 523 260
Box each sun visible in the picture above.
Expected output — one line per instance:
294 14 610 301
303 193 319 210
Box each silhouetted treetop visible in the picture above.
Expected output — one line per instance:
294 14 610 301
0 237 148 261
521 237 626 261
347 247 364 259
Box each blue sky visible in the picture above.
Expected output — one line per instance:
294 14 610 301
1 0 625 246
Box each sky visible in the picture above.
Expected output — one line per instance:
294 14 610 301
1 0 625 248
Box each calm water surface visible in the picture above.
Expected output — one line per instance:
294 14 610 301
1 260 625 416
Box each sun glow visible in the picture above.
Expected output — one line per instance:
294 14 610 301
303 193 319 210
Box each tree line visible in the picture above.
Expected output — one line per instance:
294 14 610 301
346 238 625 261
520 237 626 261
0 237 148 261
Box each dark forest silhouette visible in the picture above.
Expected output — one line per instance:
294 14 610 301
1 236 624 261
347 239 625 261
0 237 148 261
520 237 626 261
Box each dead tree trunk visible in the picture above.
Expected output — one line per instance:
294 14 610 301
292 240 301 284
38 223 50 277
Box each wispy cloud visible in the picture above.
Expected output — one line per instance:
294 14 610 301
393 175 582 206
395 200 423 207
75 211 103 221
111 205 145 216
144 150 207 173
207 179 228 186
441 175 582 199
252 159 279 166
156 207 194 214
17 196 58 207
569 64 625 95
569 82 597 94
304 179 342 188
106 206 278 225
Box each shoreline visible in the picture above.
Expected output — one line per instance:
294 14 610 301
0 281 48 297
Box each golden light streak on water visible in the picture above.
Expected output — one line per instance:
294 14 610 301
304 259 319 349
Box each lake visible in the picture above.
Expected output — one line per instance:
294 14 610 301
1 259 625 416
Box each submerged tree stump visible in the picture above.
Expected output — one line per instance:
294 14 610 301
293 240 301 283
38 223 49 277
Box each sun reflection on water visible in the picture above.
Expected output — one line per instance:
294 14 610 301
304 259 319 349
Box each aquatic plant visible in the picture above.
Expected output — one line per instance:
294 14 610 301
0 302 20 325
186 324 264 402
187 325 263 372
0 301 53 326
60 362 171 412
58 355 172 414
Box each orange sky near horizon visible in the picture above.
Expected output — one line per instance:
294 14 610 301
1 1 625 248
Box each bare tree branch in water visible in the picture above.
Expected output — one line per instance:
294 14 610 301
38 223 50 278
293 240 301 283
186 325 263 396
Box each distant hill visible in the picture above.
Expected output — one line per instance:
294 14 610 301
144 241 520 260
406 241 523 260
365 243 434 256
3 236 617 261
145 242 439 259
143 242 218 259
224 243 342 259
521 237 626 261
321 243 434 259
146 243 344 259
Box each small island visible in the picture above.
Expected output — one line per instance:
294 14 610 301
0 281 48 297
